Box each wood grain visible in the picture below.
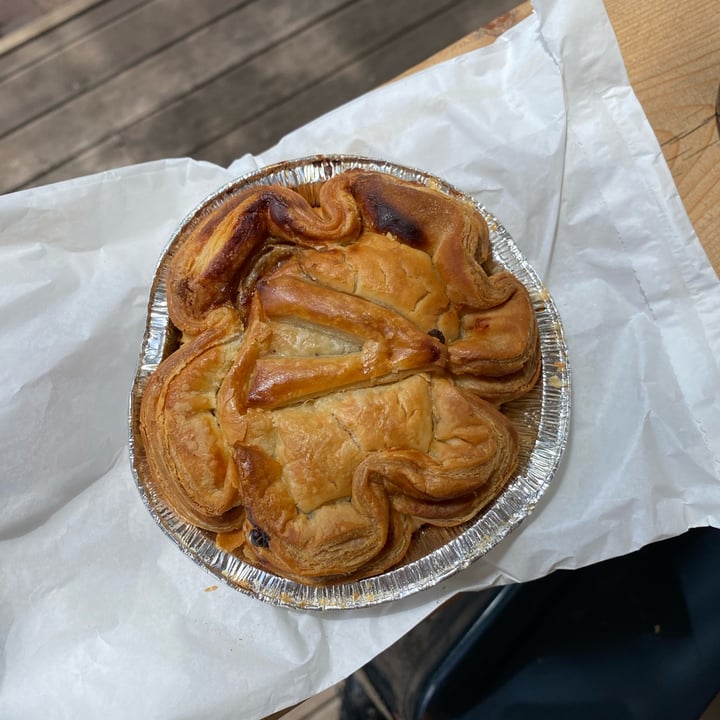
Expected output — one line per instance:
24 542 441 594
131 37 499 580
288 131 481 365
0 0 240 134
394 0 533 79
603 0 720 274
0 0 519 195
0 0 148 80
0 0 349 194
0 0 105 57
34 0 515 187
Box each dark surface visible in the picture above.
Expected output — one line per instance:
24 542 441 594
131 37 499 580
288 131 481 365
342 527 720 720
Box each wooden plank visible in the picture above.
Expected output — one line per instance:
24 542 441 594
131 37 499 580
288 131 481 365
200 0 521 156
32 0 469 179
393 0 533 80
603 0 720 273
193 0 522 167
0 0 347 194
0 0 246 136
0 0 149 80
28 0 519 187
0 0 106 57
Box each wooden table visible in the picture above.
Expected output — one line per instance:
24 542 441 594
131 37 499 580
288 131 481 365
423 0 720 275
273 3 719 717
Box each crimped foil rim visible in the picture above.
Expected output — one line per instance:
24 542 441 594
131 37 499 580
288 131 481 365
128 155 571 611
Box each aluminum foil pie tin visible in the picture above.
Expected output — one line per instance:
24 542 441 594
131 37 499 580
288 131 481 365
128 155 571 610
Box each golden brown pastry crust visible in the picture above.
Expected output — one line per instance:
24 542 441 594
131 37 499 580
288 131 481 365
140 169 541 584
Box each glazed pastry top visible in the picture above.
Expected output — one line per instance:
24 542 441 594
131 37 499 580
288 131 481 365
140 169 540 583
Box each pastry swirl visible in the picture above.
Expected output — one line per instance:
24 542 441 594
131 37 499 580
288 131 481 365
140 169 541 583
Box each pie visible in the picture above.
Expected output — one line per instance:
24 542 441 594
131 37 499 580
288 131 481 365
139 168 541 584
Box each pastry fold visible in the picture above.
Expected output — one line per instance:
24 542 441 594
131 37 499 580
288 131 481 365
140 169 541 583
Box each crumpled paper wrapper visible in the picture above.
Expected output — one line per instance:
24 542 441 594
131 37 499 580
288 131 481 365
1 1 719 718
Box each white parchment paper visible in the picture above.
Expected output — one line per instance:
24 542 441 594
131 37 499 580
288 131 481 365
1 1 719 718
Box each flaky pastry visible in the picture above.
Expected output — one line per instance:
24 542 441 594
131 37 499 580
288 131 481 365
140 168 541 584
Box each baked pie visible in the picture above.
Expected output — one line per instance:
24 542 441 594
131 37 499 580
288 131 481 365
139 168 541 584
